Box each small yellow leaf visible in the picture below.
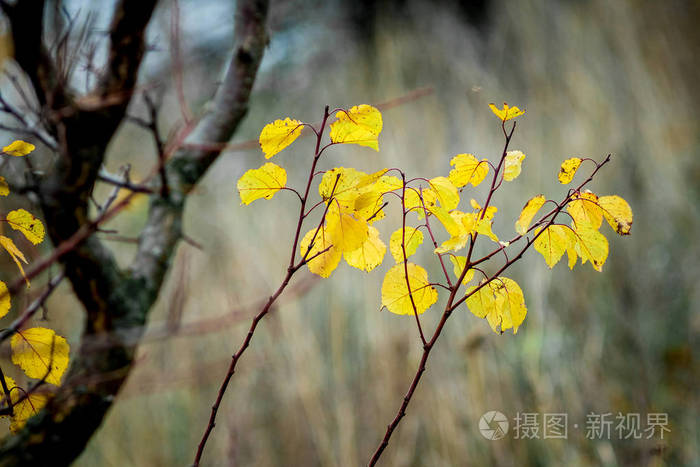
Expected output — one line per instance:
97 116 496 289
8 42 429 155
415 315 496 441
326 203 369 252
533 225 569 268
488 102 525 121
572 221 609 272
428 177 459 211
0 280 10 319
449 256 474 285
11 327 70 386
558 157 582 184
300 226 341 278
503 150 525 181
389 227 424 263
0 375 50 433
0 176 9 196
237 162 287 205
465 277 527 334
429 205 462 237
515 195 545 235
567 192 603 230
330 105 383 151
319 167 366 210
598 195 633 235
0 235 30 288
2 140 35 157
448 153 489 188
381 263 438 316
344 226 386 272
259 118 303 159
6 209 45 245
404 188 437 218
468 199 497 221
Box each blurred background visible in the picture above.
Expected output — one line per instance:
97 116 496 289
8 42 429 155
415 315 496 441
0 0 698 465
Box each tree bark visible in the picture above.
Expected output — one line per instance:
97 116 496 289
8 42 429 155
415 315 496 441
0 0 269 464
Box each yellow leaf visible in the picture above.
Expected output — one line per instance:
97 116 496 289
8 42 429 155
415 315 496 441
259 118 303 159
319 167 366 210
344 226 386 272
381 263 438 316
0 235 29 288
428 177 459 211
572 221 608 272
598 195 633 235
352 174 401 223
237 162 287 205
2 140 35 157
404 187 437 218
503 150 525 181
449 256 474 285
469 198 497 220
11 327 70 386
465 277 527 334
434 211 477 254
533 225 570 268
0 375 50 433
326 203 368 252
448 153 489 188
429 205 462 237
515 195 545 235
558 157 582 184
389 227 424 263
300 226 341 278
0 176 8 196
0 280 10 319
488 102 525 121
567 192 603 230
5 209 45 245
329 104 383 151
475 217 499 243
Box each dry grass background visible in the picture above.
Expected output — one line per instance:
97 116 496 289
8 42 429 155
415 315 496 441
0 0 697 465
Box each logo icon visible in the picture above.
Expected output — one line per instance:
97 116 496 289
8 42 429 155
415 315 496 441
479 411 509 440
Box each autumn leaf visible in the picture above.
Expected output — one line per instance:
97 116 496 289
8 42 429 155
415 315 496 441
558 157 582 184
489 102 525 121
5 209 45 245
300 226 341 278
515 195 545 235
0 235 30 287
2 140 35 157
11 327 70 386
404 187 437 218
598 195 633 235
429 205 462 237
319 167 366 210
259 118 303 159
0 280 9 319
329 105 383 151
567 191 603 230
237 162 287 205
572 221 608 272
389 227 424 263
0 176 8 196
533 225 569 268
0 375 50 433
381 263 438 315
449 256 474 285
503 150 525 181
465 277 527 334
344 226 386 272
448 153 489 188
326 203 369 252
428 177 460 211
